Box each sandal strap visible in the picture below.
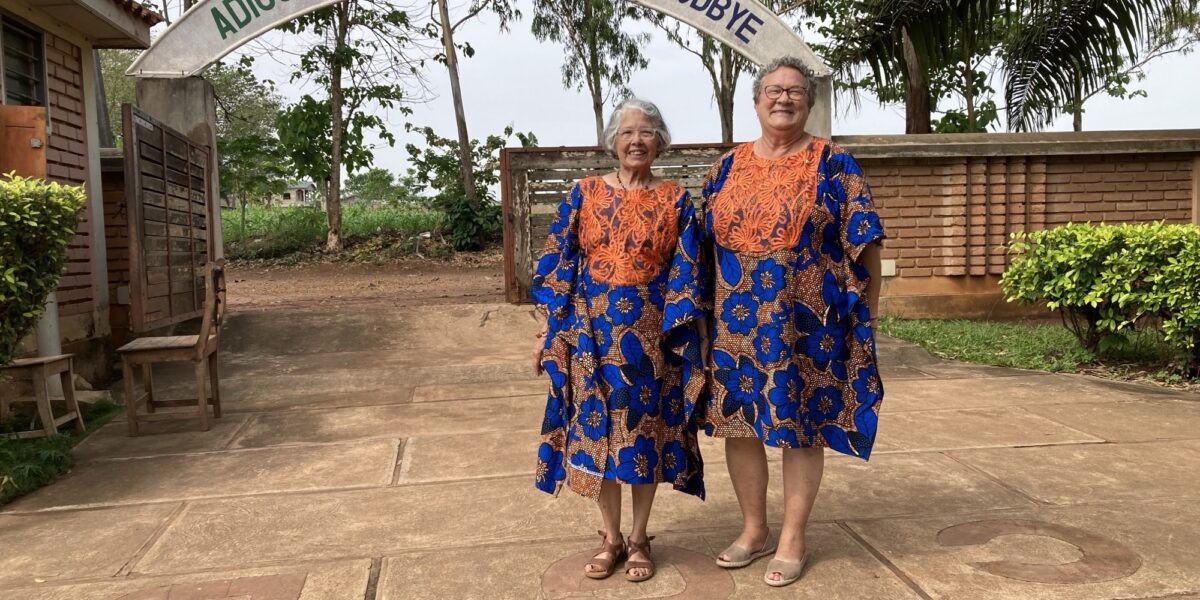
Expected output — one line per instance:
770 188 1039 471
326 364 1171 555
626 535 655 554
594 530 625 555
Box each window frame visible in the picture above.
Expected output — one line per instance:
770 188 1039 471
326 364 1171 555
0 10 48 108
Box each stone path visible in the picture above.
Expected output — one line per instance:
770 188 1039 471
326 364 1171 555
2 303 1198 599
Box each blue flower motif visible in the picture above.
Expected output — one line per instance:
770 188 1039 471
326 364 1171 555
664 298 698 330
583 271 608 297
847 211 884 246
721 292 758 335
668 259 695 293
768 363 803 421
541 387 565 434
821 222 844 263
549 198 572 235
717 245 742 287
751 258 786 301
802 311 848 376
545 295 576 333
660 440 687 483
569 449 601 473
853 365 882 408
534 252 560 280
754 322 788 363
579 395 608 441
573 332 597 360
617 435 659 484
649 276 668 307
714 356 766 420
607 287 644 326
535 442 565 491
615 332 661 430
766 427 800 448
590 316 614 356
661 386 684 427
853 301 874 343
807 386 844 423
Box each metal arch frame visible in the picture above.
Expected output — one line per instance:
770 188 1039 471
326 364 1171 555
126 0 832 136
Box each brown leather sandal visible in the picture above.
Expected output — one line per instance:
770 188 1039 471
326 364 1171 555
625 535 656 582
584 530 626 580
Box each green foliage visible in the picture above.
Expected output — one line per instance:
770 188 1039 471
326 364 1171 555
1 399 123 505
1002 222 1200 373
221 204 445 260
815 0 1193 132
530 0 656 141
405 125 536 251
97 49 139 146
274 1 421 250
345 167 413 205
878 317 1094 372
0 176 86 367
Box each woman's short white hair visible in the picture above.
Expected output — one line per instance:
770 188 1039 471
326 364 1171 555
751 56 820 109
602 97 672 156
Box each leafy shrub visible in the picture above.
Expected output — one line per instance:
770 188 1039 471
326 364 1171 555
1 399 122 505
405 125 537 251
1002 222 1200 373
0 175 86 367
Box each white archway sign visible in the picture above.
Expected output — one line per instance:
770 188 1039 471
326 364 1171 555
127 0 832 136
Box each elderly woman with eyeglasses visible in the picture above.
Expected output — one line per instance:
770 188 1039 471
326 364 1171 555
698 56 886 587
530 97 708 583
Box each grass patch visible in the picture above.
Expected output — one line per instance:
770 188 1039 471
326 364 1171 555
0 399 123 505
878 317 1197 388
878 317 1094 372
222 204 446 261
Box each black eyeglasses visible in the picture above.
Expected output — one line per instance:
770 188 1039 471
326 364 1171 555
763 85 808 100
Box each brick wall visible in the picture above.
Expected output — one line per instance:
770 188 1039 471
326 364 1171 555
504 132 1200 315
862 152 1194 282
43 32 93 317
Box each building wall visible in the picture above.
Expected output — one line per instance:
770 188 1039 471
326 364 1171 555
502 133 1200 318
44 31 94 318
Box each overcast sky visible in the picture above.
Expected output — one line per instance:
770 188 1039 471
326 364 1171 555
222 8 1200 182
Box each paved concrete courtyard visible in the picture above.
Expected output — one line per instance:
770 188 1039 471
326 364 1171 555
1 302 1198 599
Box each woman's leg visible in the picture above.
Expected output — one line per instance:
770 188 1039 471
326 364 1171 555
586 479 624 575
627 483 658 578
718 437 770 561
767 446 824 582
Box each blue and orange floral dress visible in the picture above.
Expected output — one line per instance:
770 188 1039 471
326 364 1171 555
702 140 886 458
532 176 708 500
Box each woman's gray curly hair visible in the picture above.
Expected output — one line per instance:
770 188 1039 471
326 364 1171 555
751 56 820 109
601 97 672 157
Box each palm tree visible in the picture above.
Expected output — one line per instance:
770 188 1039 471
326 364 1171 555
824 0 1180 132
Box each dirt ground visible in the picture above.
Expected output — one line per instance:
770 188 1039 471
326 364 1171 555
226 251 506 311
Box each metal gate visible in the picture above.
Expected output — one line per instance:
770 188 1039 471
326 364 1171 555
121 104 213 332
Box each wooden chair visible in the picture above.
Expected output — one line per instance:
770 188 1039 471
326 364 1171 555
117 260 226 436
0 354 86 438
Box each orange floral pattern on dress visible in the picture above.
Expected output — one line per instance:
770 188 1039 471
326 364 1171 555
709 140 827 253
578 176 683 285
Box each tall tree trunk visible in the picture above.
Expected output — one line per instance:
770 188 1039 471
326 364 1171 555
438 0 481 246
718 46 735 144
240 190 247 238
325 5 348 252
901 27 931 134
584 0 604 145
1072 72 1083 132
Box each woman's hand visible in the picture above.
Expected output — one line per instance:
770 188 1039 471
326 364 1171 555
531 328 548 376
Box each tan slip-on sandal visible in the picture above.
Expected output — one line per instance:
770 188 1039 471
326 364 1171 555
584 530 627 580
624 535 656 582
763 551 809 587
715 530 776 568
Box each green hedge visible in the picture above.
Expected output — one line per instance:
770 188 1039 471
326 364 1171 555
1001 222 1200 373
0 174 86 367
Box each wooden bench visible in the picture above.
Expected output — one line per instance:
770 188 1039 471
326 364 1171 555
117 260 226 436
0 354 86 438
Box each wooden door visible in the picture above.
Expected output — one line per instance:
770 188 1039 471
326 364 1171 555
0 105 47 178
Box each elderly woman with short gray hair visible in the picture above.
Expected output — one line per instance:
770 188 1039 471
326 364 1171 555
529 97 709 583
699 56 887 587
